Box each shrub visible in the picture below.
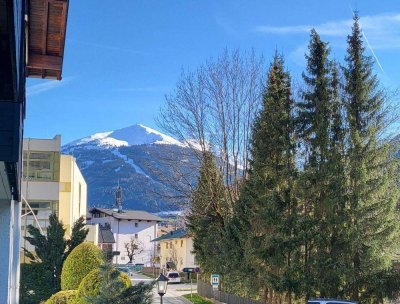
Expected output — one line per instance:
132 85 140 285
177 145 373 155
77 268 131 302
20 263 53 304
61 242 104 290
45 290 78 304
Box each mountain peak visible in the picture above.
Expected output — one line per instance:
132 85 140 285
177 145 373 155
64 124 183 149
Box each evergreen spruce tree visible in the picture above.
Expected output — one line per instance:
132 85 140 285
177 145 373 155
186 152 230 275
322 61 349 298
343 14 399 301
236 54 299 302
297 30 353 298
297 29 335 298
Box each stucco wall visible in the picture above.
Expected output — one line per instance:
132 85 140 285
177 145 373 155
21 181 59 201
59 155 87 236
89 216 158 265
159 237 198 271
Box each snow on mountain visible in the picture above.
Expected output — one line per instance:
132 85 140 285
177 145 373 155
61 124 200 212
64 124 183 151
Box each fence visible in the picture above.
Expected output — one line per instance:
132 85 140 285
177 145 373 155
141 266 161 276
197 280 263 304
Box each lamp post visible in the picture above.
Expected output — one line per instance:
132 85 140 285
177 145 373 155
156 273 169 304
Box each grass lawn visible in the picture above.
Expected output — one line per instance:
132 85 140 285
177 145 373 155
183 293 214 304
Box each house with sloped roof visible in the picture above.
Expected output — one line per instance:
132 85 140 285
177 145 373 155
88 207 162 265
152 228 199 271
97 223 116 259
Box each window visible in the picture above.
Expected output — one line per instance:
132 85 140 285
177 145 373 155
166 243 169 249
23 151 60 181
135 234 138 239
21 200 58 229
181 240 183 247
135 222 138 227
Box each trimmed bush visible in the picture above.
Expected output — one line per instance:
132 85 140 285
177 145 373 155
119 271 132 287
77 268 131 302
61 242 104 290
45 290 78 304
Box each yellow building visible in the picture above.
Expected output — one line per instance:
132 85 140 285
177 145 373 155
21 136 87 261
59 155 87 237
152 228 198 271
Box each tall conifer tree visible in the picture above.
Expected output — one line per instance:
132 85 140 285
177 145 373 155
237 54 299 302
186 152 230 275
343 14 399 301
297 29 335 297
322 61 349 297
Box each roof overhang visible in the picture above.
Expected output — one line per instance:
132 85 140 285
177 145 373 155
26 0 69 80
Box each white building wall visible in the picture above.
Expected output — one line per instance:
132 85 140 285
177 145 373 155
89 216 158 265
21 181 59 201
86 224 99 245
23 136 61 152
185 238 197 267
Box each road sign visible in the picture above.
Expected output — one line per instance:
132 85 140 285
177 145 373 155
182 267 195 273
195 267 201 273
211 274 220 288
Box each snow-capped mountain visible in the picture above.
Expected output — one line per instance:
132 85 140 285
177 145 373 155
62 124 200 212
64 124 184 150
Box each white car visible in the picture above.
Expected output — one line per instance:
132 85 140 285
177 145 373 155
166 271 181 284
308 299 357 304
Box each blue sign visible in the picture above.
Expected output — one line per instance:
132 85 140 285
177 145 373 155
211 274 220 287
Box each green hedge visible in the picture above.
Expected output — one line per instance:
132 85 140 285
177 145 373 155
61 242 104 290
45 290 78 304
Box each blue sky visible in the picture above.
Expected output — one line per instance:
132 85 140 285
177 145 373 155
25 0 400 144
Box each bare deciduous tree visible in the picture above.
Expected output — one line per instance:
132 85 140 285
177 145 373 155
124 237 143 264
167 246 181 270
157 49 265 206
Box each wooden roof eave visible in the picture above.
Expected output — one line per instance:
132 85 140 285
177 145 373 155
26 0 69 80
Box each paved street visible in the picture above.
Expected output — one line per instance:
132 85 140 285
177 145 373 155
131 272 196 304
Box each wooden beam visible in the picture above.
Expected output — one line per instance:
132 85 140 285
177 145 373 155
27 54 62 70
41 0 49 78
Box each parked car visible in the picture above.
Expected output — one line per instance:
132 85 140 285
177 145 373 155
166 271 181 284
134 263 144 272
308 299 357 304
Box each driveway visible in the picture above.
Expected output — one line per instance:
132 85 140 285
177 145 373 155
130 272 196 304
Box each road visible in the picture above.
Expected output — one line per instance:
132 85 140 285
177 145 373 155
131 271 197 304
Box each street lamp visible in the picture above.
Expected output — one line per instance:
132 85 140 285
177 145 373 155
156 273 169 304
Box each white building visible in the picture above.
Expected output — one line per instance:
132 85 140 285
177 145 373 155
21 136 87 262
88 208 162 265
